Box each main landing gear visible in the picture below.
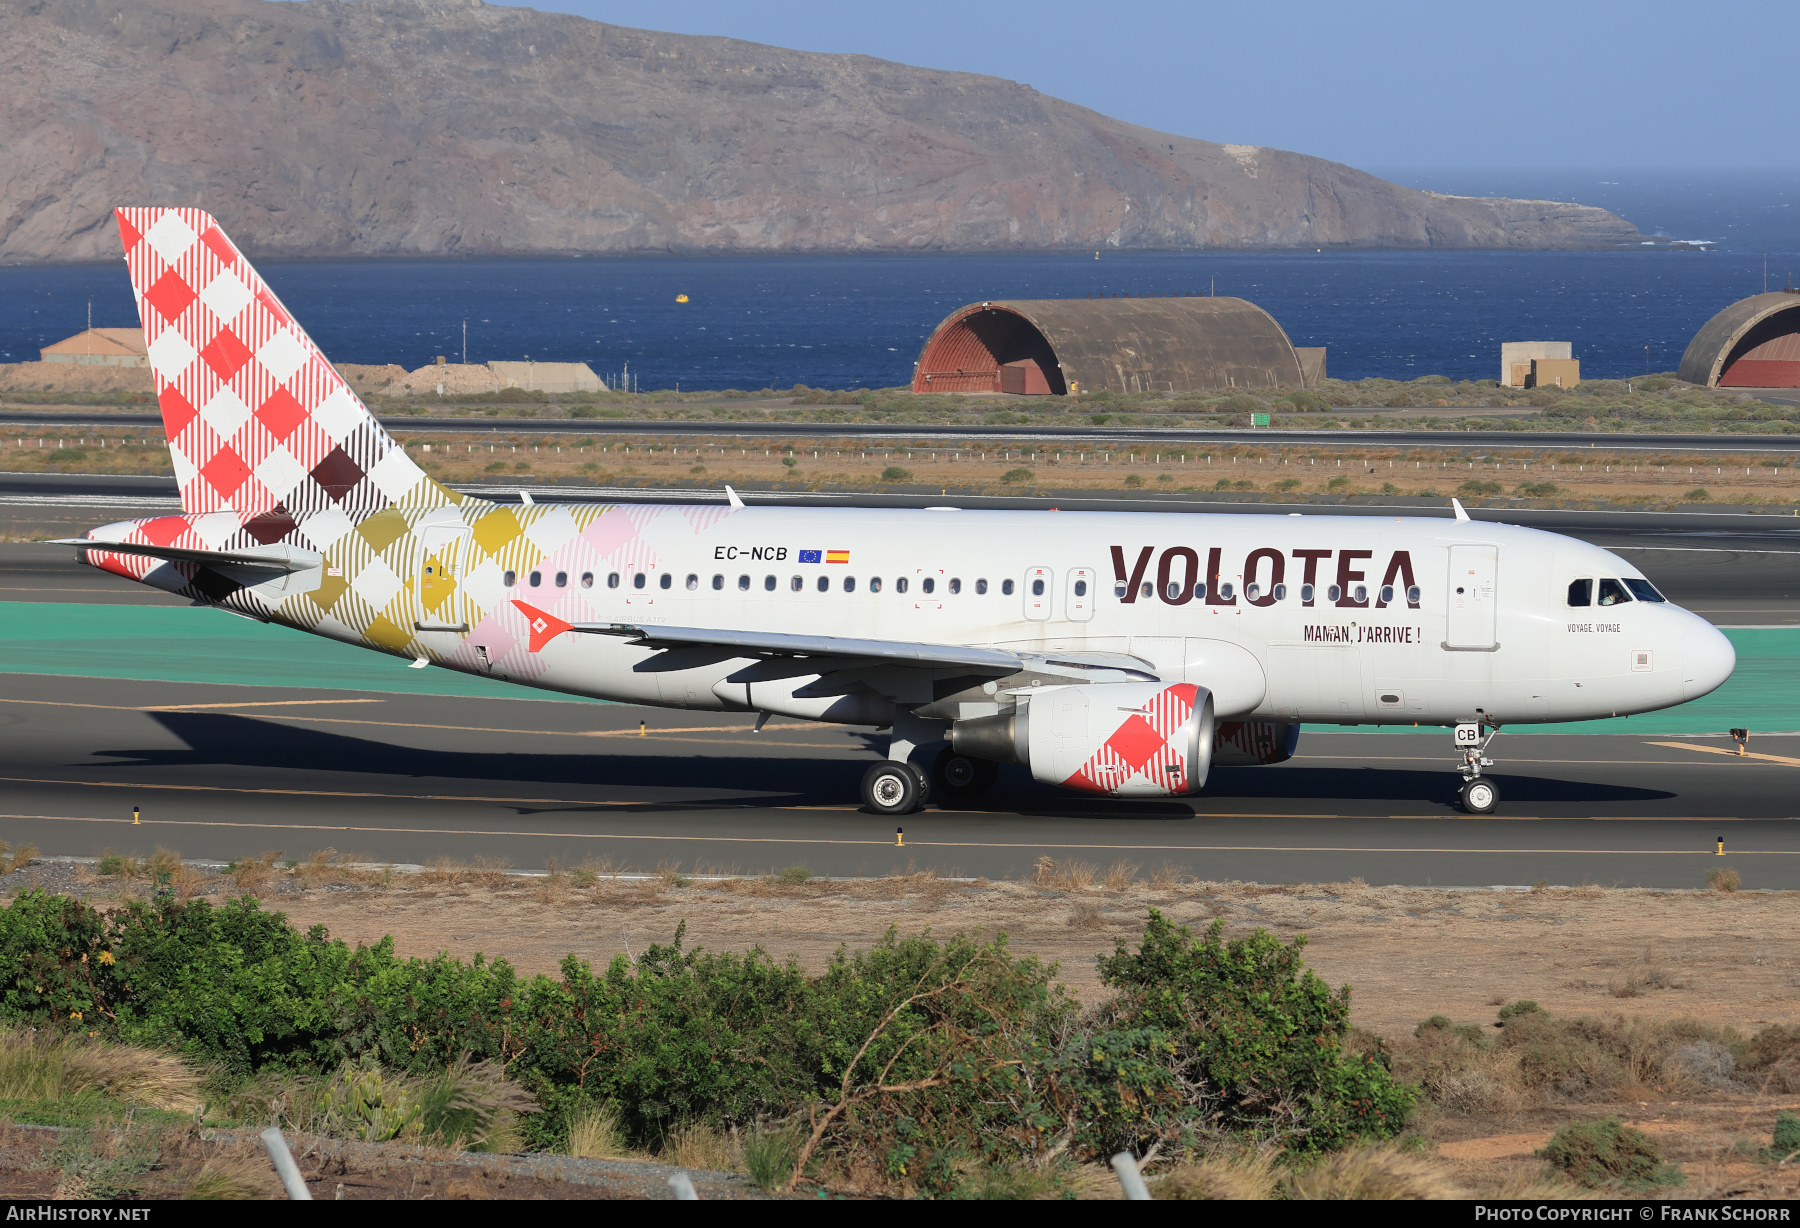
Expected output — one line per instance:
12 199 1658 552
1454 720 1502 814
858 711 1000 816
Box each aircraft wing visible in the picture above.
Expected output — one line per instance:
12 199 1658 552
569 619 1024 672
51 538 323 573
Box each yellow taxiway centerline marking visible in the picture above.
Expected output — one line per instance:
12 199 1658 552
2 812 1794 855
0 696 384 712
1649 741 1800 768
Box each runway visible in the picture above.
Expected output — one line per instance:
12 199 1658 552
1 671 1795 888
7 409 1800 454
3 491 1797 886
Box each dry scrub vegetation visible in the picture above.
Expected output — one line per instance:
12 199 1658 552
7 850 1800 1198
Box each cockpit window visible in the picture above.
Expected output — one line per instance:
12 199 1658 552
1567 579 1591 607
1597 578 1632 607
1623 578 1666 603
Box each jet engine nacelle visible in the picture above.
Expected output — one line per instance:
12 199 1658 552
952 681 1215 797
1211 720 1300 766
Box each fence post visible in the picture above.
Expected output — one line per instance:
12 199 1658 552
1111 1152 1151 1200
260 1127 313 1200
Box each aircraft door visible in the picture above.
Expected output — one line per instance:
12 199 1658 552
1446 545 1498 649
1024 566 1053 620
416 524 471 632
1066 567 1095 622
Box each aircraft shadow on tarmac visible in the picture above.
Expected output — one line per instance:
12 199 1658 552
83 713 1681 819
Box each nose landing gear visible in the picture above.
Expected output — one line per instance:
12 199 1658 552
1454 720 1502 814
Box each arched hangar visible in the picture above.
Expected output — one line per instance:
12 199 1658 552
911 297 1309 396
1678 292 1800 389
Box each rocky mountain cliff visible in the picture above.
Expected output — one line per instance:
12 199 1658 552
2 0 1643 261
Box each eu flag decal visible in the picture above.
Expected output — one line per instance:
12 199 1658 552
798 549 822 564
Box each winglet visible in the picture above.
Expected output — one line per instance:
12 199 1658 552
512 600 572 652
724 485 744 510
1451 498 1470 522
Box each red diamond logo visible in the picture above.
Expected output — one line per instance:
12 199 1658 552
201 445 251 498
158 385 199 437
1103 713 1168 774
255 385 308 441
144 270 196 324
200 328 253 382
115 211 142 253
138 516 188 548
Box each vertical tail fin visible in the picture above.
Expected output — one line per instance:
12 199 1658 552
115 207 457 520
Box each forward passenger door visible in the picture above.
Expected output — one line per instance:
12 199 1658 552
1446 545 1498 650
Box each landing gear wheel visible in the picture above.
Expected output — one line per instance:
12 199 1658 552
862 761 925 816
1459 778 1500 815
931 747 999 798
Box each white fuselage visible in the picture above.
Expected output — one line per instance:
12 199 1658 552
420 505 1733 727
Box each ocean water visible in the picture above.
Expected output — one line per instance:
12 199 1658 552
5 172 1796 391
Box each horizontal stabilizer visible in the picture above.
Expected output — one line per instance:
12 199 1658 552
52 538 323 574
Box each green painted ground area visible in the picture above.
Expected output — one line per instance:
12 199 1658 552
0 601 592 702
0 603 1790 732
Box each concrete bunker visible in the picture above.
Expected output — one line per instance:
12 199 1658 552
912 297 1309 396
1678 292 1800 389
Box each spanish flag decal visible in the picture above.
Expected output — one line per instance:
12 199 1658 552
826 549 850 564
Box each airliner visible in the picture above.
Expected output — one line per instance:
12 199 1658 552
63 208 1736 817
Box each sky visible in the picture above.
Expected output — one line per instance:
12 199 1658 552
516 0 1798 172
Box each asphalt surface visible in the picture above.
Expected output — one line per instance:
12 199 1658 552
6 409 1800 453
0 670 1794 888
4 512 1800 883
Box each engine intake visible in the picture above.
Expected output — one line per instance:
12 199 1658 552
952 681 1215 797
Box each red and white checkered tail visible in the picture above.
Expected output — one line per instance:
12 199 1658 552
115 207 459 520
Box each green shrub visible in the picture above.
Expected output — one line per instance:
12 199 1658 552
1770 1111 1800 1162
1327 476 1350 491
1122 473 1143 488
1001 467 1035 484
880 466 912 482
1538 1117 1681 1189
47 448 86 463
1685 488 1710 501
1093 913 1414 1151
1515 481 1561 497
1457 480 1502 497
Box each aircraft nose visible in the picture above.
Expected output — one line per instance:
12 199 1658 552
1682 620 1736 701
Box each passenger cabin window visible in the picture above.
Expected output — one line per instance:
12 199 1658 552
607 572 620 589
686 574 699 590
1300 583 1314 603
764 575 777 591
896 577 909 593
1378 585 1393 605
1568 579 1592 607
1273 583 1288 601
529 571 542 587
1193 583 1207 601
1113 581 1128 598
504 570 516 587
1073 579 1087 597
1221 583 1237 601
581 572 594 588
1140 581 1152 600
922 577 935 594
1597 578 1632 607
1246 583 1261 601
555 571 568 588
790 575 803 592
871 577 883 592
633 573 646 589
976 579 988 595
844 577 857 592
1032 578 1046 597
1624 578 1666 603
816 576 828 592
1165 582 1181 600
1327 585 1341 603
712 574 724 590
949 578 962 595
1406 585 1421 604
738 574 750 590
660 573 672 590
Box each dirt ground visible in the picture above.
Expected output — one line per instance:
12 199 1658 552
9 863 1800 1197
5 422 1799 510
